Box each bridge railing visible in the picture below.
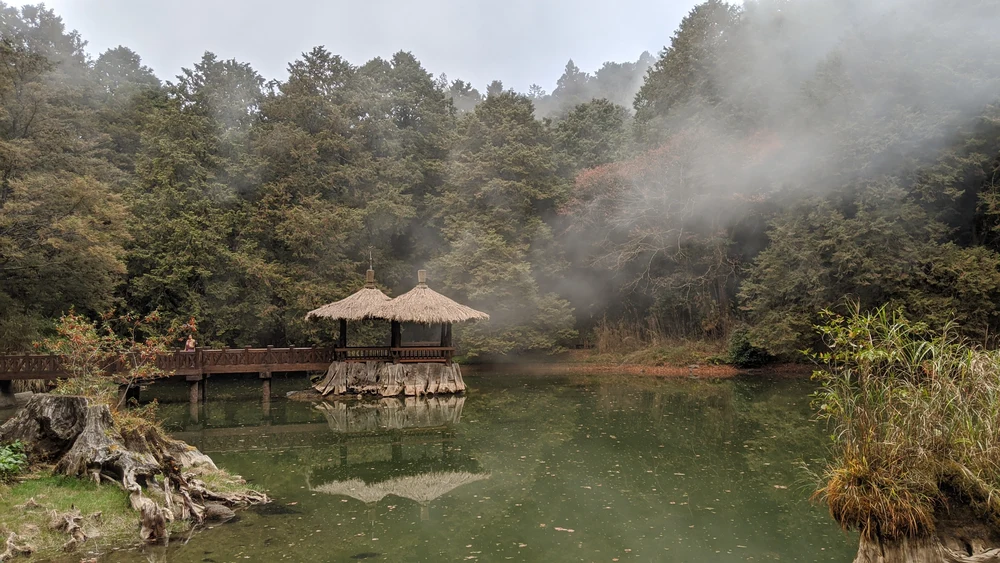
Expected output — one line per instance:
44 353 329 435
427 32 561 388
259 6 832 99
0 346 337 380
0 354 65 380
0 344 457 380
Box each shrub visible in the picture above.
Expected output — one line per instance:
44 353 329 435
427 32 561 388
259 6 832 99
0 441 28 483
727 327 772 368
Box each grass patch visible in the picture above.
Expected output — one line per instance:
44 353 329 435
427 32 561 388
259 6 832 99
191 466 264 496
0 472 138 557
580 339 727 367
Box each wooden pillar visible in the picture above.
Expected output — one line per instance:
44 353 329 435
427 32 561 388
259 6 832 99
339 319 347 349
391 431 403 462
0 380 15 408
443 323 453 364
391 321 401 363
260 371 272 417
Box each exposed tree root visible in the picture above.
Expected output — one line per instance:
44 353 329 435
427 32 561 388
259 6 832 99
0 395 267 547
0 532 32 561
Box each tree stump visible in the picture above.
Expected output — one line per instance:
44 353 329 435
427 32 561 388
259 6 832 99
0 395 267 544
854 537 1000 563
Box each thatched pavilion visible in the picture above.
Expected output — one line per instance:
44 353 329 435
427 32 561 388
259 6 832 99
308 269 488 397
372 269 489 362
306 269 391 358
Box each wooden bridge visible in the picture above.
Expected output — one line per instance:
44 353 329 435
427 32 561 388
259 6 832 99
0 346 336 407
0 345 457 407
0 346 336 381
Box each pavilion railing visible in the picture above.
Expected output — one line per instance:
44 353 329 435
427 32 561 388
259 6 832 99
393 347 454 363
334 346 455 363
335 347 394 362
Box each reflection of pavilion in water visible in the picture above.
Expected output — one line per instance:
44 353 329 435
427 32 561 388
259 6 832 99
175 395 468 453
174 395 488 520
309 395 488 520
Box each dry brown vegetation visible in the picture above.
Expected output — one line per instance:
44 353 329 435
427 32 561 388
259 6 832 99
586 317 728 367
812 305 1000 550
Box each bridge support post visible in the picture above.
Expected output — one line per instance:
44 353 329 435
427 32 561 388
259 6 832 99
188 399 200 424
260 371 272 418
187 374 204 406
0 380 15 408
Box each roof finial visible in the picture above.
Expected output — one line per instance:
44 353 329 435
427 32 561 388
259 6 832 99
364 248 376 288
417 269 427 286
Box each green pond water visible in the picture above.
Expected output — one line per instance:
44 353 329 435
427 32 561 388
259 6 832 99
11 371 859 562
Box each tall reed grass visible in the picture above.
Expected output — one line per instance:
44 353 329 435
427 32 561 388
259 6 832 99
593 317 657 355
811 304 1000 542
590 317 729 366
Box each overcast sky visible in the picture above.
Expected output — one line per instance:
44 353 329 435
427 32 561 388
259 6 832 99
40 0 700 92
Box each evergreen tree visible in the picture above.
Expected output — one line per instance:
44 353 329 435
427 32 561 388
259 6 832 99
434 89 575 354
0 5 128 350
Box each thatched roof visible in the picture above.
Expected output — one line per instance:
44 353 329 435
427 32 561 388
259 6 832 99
311 478 389 504
305 269 391 321
310 471 489 504
381 471 489 504
373 270 489 324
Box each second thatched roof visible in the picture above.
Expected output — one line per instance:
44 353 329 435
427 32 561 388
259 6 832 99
310 471 490 504
373 270 489 325
305 269 391 321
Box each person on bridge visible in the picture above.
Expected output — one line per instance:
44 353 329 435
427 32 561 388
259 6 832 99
184 335 197 351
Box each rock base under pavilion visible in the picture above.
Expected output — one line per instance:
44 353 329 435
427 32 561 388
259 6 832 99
312 361 466 397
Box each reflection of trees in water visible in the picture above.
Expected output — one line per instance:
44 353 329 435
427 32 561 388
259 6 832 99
594 380 736 443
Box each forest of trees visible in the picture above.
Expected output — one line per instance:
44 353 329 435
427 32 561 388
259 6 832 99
3 0 1000 358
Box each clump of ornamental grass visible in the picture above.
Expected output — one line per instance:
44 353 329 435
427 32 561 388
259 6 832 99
811 304 1000 542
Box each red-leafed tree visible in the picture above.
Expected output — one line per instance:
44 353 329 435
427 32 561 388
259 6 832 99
562 127 780 337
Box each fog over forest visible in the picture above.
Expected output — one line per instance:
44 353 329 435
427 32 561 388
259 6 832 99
3 0 1000 360
37 0 694 93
